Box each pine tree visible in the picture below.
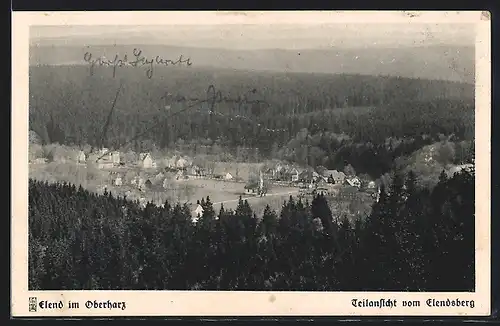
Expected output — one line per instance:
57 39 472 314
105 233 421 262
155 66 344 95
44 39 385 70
200 196 216 223
28 168 474 292
395 170 425 290
311 193 334 235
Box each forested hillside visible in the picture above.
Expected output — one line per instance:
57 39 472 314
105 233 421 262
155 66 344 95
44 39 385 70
29 168 475 291
29 43 475 83
29 65 474 178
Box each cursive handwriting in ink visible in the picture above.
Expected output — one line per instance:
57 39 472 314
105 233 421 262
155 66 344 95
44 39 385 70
161 85 269 115
112 84 269 157
83 48 192 79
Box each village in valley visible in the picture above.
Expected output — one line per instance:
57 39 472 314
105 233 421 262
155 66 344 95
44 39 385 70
28 138 382 222
28 129 474 224
24 20 479 296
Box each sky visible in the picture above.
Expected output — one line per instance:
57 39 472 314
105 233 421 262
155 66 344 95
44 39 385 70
30 24 476 50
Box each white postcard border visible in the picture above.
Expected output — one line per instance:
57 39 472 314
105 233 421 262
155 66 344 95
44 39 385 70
11 11 491 317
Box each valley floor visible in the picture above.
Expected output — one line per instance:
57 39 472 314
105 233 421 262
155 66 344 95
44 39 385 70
29 160 376 219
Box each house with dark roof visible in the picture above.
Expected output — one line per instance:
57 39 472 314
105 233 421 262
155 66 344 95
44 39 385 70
189 165 206 178
97 158 114 169
299 170 314 183
323 170 346 184
139 153 154 169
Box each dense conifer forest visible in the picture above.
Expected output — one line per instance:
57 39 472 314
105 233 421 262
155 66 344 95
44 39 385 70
29 168 474 291
28 63 476 291
29 65 475 178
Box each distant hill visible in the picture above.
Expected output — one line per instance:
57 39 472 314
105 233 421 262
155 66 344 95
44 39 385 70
29 43 475 84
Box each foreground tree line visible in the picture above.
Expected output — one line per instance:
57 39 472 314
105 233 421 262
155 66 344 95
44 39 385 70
29 168 474 291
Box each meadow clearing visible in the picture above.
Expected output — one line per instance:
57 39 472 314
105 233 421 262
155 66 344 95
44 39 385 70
28 160 301 215
28 157 374 220
173 178 299 213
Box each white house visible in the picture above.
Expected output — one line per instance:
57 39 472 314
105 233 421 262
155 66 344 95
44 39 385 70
139 153 154 169
111 151 121 165
224 172 234 180
291 168 300 182
375 187 382 202
192 204 204 223
77 150 86 164
33 157 48 164
194 204 204 216
114 176 123 186
189 165 206 178
176 157 188 169
345 177 361 188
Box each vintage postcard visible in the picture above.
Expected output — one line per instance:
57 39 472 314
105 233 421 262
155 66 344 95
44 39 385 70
12 11 491 317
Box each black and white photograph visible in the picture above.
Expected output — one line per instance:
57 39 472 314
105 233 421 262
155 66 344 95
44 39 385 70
12 11 491 317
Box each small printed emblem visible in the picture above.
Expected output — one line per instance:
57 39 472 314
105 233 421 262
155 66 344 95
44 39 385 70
29 297 37 312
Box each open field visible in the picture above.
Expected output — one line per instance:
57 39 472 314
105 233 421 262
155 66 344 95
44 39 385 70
29 160 375 219
173 178 299 213
28 161 300 215
212 162 263 181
